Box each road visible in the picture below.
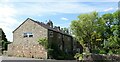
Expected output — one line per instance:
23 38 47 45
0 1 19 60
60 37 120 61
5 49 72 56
0 56 77 62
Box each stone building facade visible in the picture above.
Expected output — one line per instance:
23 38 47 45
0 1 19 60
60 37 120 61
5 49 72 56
8 18 73 59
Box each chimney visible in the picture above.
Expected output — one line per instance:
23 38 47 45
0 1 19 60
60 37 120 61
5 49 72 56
54 26 57 29
57 26 60 31
61 28 64 32
47 20 53 28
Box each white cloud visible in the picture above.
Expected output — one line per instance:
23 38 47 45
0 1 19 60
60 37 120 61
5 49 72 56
0 3 18 41
1 2 116 17
116 7 120 10
104 7 114 12
116 7 118 10
0 0 119 2
0 2 118 41
13 2 99 16
61 17 69 21
0 2 97 41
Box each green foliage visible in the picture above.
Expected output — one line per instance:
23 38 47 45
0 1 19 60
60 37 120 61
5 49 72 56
71 10 120 55
99 49 107 54
74 53 83 60
71 12 103 53
49 40 73 60
0 29 9 52
37 38 74 59
37 38 48 49
108 50 113 54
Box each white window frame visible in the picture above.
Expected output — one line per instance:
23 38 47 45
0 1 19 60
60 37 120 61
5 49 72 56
23 32 33 38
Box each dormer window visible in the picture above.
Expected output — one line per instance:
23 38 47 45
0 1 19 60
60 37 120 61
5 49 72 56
23 32 33 38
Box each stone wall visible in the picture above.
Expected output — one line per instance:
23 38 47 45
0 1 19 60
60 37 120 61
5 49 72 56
48 30 73 54
63 35 73 53
13 18 48 45
8 18 48 59
7 44 47 59
82 54 120 62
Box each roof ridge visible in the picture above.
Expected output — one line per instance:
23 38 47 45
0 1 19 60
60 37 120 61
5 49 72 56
13 18 72 37
26 18 72 36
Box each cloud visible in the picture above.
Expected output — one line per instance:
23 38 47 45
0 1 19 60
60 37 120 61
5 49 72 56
0 2 95 41
104 7 114 12
61 17 69 21
0 2 118 41
116 7 120 10
12 2 118 16
0 3 19 41
0 0 119 2
12 2 100 16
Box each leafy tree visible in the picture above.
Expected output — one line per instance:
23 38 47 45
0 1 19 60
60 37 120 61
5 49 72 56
71 10 120 54
103 10 120 54
71 12 103 53
0 28 9 51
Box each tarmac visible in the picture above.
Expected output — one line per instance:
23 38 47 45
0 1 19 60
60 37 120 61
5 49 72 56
0 56 77 62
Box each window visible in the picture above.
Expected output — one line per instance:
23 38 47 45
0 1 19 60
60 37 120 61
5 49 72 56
49 31 53 37
28 32 33 37
24 33 28 37
29 34 33 37
23 32 33 38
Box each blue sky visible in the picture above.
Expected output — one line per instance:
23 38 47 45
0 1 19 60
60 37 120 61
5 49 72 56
0 0 119 41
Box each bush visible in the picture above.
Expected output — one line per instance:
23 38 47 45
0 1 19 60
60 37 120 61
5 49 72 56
37 38 48 49
99 49 107 54
92 49 100 54
108 50 113 54
74 53 83 60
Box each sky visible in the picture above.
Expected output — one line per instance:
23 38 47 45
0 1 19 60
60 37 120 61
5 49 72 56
0 0 119 41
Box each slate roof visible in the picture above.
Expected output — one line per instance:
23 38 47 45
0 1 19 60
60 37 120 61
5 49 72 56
13 18 72 37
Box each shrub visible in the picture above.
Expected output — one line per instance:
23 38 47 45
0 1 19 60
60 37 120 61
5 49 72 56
99 49 107 54
74 53 83 60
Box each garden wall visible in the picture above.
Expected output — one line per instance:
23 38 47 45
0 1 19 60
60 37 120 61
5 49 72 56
7 44 47 59
82 54 120 62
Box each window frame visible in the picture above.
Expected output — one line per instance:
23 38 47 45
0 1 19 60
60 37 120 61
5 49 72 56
23 32 33 38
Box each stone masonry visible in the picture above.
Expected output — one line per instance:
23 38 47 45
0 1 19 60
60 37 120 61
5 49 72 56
8 44 47 59
7 18 74 59
8 18 48 59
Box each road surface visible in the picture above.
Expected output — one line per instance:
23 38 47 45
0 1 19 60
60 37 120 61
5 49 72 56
0 56 77 62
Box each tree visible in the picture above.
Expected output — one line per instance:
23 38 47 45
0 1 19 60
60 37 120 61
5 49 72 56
71 10 120 61
0 28 10 54
71 10 120 54
103 10 120 54
71 12 104 53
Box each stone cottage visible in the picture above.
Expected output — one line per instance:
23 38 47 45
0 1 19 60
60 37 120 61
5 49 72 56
8 18 74 59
